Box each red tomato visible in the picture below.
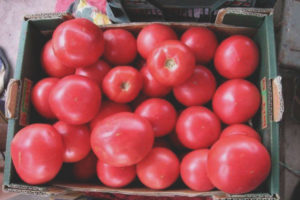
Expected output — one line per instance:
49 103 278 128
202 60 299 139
52 18 104 68
140 65 171 97
207 136 271 194
135 98 177 137
49 75 101 125
212 79 261 124
214 35 259 79
75 60 111 86
73 152 97 181
97 160 136 188
31 77 58 119
54 121 91 163
91 112 154 167
180 149 214 191
137 24 178 59
147 40 196 86
102 66 143 103
103 29 137 65
176 106 221 149
11 124 64 185
173 65 216 106
181 27 218 64
220 124 261 142
41 40 75 77
137 147 180 190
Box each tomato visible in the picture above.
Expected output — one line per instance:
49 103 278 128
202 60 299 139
75 60 111 86
207 136 271 194
135 98 177 137
147 40 196 86
137 147 180 189
181 27 218 64
176 106 221 149
91 112 154 167
41 40 75 77
97 160 136 188
137 24 178 59
212 79 261 124
31 77 58 119
220 124 261 142
11 124 64 185
214 35 259 79
52 18 104 68
73 152 97 181
102 66 143 103
173 65 216 106
180 149 214 191
49 75 101 125
103 29 137 65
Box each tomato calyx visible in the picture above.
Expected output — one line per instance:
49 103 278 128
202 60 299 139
164 58 177 71
121 82 130 91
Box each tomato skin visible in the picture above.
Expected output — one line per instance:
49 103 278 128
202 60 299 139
137 24 178 59
135 98 177 137
147 40 196 86
102 66 143 103
180 149 214 191
214 35 259 79
52 18 104 68
173 65 216 106
103 29 137 65
176 106 221 149
212 79 261 124
31 77 59 119
11 124 64 185
91 112 154 167
49 75 102 125
181 27 218 64
137 147 180 190
41 40 75 77
220 124 261 142
97 160 136 188
73 152 97 181
207 136 271 194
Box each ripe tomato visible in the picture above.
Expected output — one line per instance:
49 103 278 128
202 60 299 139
41 40 75 77
135 98 177 137
181 27 218 64
137 147 180 190
97 160 136 188
212 79 261 124
176 106 221 149
173 65 216 106
52 18 104 68
180 149 214 191
103 29 137 65
102 66 143 103
91 112 154 167
11 124 64 185
73 152 97 181
147 40 196 86
220 124 261 142
75 60 111 86
214 35 259 79
137 24 177 59
49 75 101 125
207 136 271 194
31 77 58 119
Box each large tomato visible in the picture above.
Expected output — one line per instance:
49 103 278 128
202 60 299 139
207 136 271 194
91 112 154 167
137 24 177 59
173 65 216 106
73 152 97 181
214 35 259 79
49 75 101 125
212 79 261 124
176 106 221 149
181 27 218 64
52 18 104 68
220 124 261 142
11 124 64 185
147 40 196 86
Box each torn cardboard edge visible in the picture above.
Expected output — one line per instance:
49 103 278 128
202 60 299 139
272 76 284 122
5 79 20 119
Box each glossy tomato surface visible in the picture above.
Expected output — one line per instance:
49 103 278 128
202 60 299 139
220 124 261 142
73 152 97 181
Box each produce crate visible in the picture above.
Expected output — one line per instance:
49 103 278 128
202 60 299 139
3 11 282 200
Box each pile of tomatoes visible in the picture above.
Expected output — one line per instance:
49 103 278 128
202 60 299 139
10 18 271 195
